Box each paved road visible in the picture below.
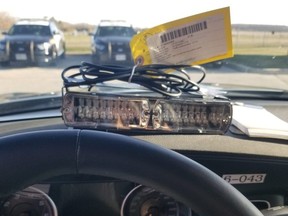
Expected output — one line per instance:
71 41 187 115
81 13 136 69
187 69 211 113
1 54 288 94
0 54 92 94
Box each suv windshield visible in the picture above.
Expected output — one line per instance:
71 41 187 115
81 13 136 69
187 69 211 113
8 25 51 36
96 26 136 37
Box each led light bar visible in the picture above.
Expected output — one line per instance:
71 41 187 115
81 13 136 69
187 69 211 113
62 92 232 134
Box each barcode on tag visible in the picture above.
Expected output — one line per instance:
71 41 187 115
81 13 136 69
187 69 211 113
160 21 208 43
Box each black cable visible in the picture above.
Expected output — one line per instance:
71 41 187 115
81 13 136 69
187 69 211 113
61 62 206 97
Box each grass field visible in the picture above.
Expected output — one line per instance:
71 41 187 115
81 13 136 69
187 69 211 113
230 31 288 68
64 31 288 67
65 34 91 54
233 31 288 56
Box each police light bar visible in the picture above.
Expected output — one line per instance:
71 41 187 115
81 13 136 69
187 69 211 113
62 92 232 134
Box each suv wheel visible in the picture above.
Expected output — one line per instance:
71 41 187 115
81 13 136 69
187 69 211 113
49 47 58 66
60 44 66 59
60 50 66 59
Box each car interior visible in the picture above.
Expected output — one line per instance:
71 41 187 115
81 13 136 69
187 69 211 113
1 2 288 216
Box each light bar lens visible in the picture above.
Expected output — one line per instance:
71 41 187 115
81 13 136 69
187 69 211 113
62 93 232 134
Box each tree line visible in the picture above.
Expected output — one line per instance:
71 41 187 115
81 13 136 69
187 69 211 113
0 11 95 33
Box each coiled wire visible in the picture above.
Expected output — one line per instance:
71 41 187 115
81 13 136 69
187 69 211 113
61 62 206 97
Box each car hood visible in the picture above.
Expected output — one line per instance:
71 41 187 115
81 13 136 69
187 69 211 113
0 92 59 103
97 82 288 100
201 83 288 100
0 92 62 116
1 35 51 43
0 83 287 116
1 83 287 103
95 36 132 43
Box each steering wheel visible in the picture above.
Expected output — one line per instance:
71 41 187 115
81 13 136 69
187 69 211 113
0 129 263 216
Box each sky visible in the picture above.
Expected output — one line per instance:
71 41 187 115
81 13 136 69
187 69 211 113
1 0 288 28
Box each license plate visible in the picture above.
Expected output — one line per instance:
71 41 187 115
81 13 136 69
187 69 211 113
115 54 126 61
15 53 27 60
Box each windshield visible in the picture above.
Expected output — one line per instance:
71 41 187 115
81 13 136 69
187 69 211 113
0 0 288 107
8 24 51 36
96 26 136 37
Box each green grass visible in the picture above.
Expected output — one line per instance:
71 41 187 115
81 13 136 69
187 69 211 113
228 31 288 68
65 34 91 54
234 47 288 56
232 31 288 56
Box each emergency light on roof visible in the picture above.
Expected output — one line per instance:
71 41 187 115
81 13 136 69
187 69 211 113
61 92 232 134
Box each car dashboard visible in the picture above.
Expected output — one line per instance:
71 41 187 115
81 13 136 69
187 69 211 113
0 99 288 216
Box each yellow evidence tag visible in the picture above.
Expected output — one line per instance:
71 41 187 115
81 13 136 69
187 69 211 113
130 7 233 66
